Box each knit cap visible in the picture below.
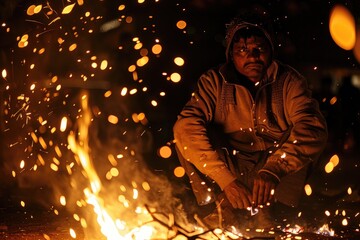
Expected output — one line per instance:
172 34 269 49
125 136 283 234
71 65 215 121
225 17 274 62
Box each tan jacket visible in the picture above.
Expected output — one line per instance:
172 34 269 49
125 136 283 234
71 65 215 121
173 60 328 191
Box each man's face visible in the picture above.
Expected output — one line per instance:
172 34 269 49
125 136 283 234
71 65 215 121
231 35 272 83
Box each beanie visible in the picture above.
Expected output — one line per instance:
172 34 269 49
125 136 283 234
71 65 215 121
225 19 274 62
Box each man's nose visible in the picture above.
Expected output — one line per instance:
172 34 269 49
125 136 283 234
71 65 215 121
248 48 261 58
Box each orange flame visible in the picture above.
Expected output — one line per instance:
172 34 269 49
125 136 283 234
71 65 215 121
67 92 157 239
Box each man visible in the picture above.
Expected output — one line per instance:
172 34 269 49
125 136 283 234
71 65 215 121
173 13 328 229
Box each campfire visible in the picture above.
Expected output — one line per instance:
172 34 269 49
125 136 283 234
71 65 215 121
1 1 359 239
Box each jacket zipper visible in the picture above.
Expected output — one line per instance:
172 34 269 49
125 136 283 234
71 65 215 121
253 80 272 132
220 69 275 139
252 80 274 151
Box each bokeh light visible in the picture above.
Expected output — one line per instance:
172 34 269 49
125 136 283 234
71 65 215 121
151 44 162 55
170 72 181 83
174 57 185 66
173 166 185 178
176 20 187 30
329 4 356 50
158 146 172 159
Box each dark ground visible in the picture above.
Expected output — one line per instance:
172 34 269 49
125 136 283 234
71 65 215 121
0 174 359 240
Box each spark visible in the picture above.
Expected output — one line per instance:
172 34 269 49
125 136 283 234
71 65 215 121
1 69 7 79
173 166 185 178
170 72 181 83
62 3 76 15
152 44 162 54
174 57 185 66
151 100 158 106
108 115 119 124
60 195 66 206
69 228 77 238
60 116 68 132
158 145 172 158
304 184 312 196
129 88 137 95
176 20 187 29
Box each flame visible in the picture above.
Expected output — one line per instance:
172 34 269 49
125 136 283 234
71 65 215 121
84 189 124 240
67 92 159 239
68 96 101 194
68 93 122 239
65 93 239 239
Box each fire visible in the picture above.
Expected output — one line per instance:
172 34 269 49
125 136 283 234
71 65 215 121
64 92 246 239
83 189 124 240
68 93 120 238
66 93 163 239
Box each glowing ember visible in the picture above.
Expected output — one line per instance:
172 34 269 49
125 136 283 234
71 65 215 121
62 3 76 15
316 224 335 236
152 44 162 55
60 116 68 132
283 224 304 234
174 57 185 66
304 184 312 196
325 154 340 173
158 145 172 158
1 69 7 79
170 72 181 83
176 20 187 30
69 228 77 238
173 166 185 178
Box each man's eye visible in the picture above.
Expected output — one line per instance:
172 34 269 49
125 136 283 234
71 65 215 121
239 48 248 52
234 48 248 55
257 47 264 52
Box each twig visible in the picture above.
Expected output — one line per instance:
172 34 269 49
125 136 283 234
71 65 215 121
143 204 278 239
143 204 221 239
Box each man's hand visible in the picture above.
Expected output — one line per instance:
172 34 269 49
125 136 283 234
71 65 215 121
223 180 252 209
253 172 279 207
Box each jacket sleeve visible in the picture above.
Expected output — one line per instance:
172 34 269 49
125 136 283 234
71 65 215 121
259 71 328 181
173 70 237 190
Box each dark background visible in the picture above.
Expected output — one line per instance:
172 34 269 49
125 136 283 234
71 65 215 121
0 0 359 237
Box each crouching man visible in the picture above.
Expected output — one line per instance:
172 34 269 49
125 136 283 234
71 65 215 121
173 12 327 230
